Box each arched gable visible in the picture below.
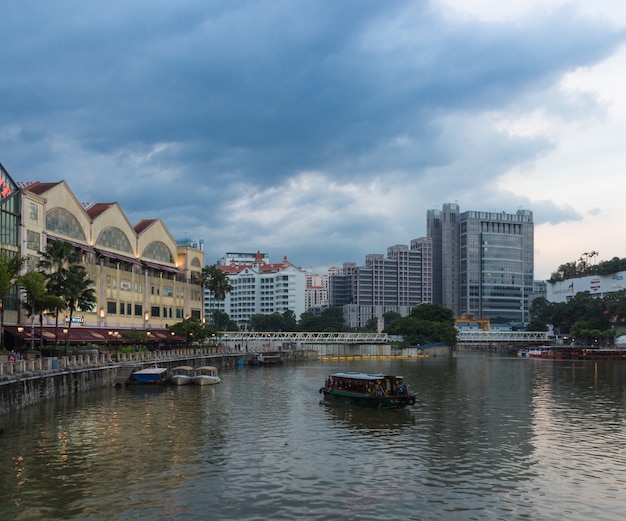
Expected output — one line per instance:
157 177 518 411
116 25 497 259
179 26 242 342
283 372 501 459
95 226 133 253
143 241 174 263
46 207 87 241
191 258 201 268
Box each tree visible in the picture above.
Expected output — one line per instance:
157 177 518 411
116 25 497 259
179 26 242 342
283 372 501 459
385 304 457 348
202 264 233 329
281 309 298 331
168 317 214 344
0 252 26 349
62 265 97 351
298 306 346 332
383 311 402 329
18 271 65 351
39 240 81 344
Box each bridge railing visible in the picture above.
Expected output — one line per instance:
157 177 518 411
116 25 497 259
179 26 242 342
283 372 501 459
221 331 389 344
457 330 549 343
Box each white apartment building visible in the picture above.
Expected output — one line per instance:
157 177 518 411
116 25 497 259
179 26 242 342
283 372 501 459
205 251 306 331
305 272 329 311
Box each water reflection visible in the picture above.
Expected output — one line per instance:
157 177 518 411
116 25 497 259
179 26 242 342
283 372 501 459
320 401 416 432
1 356 626 520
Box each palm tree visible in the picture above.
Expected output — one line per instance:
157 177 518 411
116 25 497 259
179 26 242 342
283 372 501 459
202 264 233 330
62 264 97 352
19 271 65 351
39 240 81 344
0 252 26 349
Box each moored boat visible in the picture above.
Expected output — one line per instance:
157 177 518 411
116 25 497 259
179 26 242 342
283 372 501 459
518 346 573 359
248 354 283 366
319 372 416 409
126 367 171 385
171 366 194 385
193 366 221 385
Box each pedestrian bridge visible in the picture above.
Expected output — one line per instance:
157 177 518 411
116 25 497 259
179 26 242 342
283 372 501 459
457 330 548 344
219 330 549 346
220 331 389 345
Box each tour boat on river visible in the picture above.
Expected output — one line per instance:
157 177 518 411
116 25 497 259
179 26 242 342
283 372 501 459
319 372 416 409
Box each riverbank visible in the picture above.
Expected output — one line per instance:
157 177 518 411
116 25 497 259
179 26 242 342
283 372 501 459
0 347 318 415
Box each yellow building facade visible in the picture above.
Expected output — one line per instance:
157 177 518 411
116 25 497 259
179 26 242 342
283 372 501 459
1 167 204 344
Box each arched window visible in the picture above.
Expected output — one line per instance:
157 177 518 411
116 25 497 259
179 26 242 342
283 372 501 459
143 241 174 263
191 258 201 268
46 208 86 240
96 227 133 253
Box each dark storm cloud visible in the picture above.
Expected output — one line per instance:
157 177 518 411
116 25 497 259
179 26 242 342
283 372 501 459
0 1 624 269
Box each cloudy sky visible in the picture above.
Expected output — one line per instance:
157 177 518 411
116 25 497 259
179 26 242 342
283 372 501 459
2 0 625 279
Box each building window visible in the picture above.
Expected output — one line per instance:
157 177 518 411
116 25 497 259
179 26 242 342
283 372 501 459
95 227 133 253
29 202 38 222
107 301 117 314
134 304 143 317
143 241 174 263
26 230 40 251
151 306 160 318
46 207 86 240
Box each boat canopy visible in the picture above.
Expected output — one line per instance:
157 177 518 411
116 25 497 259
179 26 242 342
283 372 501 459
133 367 168 375
330 372 403 381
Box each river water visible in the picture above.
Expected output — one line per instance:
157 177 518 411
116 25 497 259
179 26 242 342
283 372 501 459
1 353 625 520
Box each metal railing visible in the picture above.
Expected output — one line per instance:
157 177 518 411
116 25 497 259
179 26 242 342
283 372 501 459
457 330 549 343
220 331 389 344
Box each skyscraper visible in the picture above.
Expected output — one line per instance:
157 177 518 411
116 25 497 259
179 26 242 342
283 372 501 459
428 204 534 324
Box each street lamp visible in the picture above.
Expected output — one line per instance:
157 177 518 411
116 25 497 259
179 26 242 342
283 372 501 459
144 311 150 330
99 307 105 327
63 328 69 356
17 326 24 353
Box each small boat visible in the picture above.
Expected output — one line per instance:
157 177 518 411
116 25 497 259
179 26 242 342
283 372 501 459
319 372 416 409
248 354 283 366
126 367 171 385
193 366 221 385
518 346 573 359
171 366 194 385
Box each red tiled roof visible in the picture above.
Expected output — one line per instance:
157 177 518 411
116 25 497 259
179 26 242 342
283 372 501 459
23 181 61 195
134 219 156 233
85 203 115 218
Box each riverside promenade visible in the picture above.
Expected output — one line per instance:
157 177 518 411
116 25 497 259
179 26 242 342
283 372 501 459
0 347 317 415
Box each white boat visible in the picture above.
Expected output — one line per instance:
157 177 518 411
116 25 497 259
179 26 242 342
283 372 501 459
171 366 194 385
193 366 221 385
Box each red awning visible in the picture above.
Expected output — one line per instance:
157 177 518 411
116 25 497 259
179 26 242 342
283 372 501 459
4 326 182 345
95 248 142 265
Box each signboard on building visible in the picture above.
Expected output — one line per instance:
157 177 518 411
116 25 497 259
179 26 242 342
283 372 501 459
65 315 85 325
548 271 626 303
0 162 18 201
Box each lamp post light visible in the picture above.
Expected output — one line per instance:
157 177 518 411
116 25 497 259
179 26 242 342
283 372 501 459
144 311 150 330
17 326 24 354
99 307 105 327
63 328 69 356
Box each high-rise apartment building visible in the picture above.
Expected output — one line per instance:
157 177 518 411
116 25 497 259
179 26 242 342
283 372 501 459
428 203 534 323
329 240 433 328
